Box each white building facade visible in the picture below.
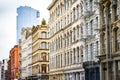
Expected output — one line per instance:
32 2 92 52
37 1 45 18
81 0 100 80
48 0 100 80
20 28 32 80
48 0 87 80
0 59 8 80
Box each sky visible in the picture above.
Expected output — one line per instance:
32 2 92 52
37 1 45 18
0 0 52 61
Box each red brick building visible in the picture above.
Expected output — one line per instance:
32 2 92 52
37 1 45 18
9 45 19 80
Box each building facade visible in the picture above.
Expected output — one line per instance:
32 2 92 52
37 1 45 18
17 6 40 41
31 25 49 80
10 45 19 80
0 63 3 80
98 0 120 80
0 61 2 80
20 27 32 80
0 59 8 80
81 0 100 80
48 0 88 80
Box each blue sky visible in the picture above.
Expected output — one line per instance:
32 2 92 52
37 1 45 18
0 0 52 61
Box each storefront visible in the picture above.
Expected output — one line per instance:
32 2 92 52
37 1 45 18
83 61 100 80
30 74 49 80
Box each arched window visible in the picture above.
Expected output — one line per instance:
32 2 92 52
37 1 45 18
73 8 76 20
73 48 76 63
86 45 88 61
70 51 72 64
80 46 83 62
73 28 75 42
96 41 99 56
77 26 79 37
61 36 63 48
65 53 66 66
90 0 93 11
67 15 69 24
70 31 72 44
115 28 120 51
41 32 47 38
90 20 93 35
41 42 47 49
113 0 119 21
67 52 69 65
64 34 67 47
41 53 47 61
77 47 79 63
77 5 79 19
80 4 83 14
41 64 47 73
86 23 88 36
71 12 72 22
67 33 69 46
90 43 93 60
81 26 83 37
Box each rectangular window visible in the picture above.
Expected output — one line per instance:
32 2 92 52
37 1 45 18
96 17 98 28
86 23 88 35
41 32 47 38
61 54 62 67
70 51 72 64
86 45 88 61
73 9 75 20
74 49 76 63
90 20 93 35
68 15 69 24
96 41 98 56
65 17 66 26
67 52 69 65
90 43 93 60
90 0 93 11
36 11 40 18
41 64 47 73
41 42 47 49
65 53 66 66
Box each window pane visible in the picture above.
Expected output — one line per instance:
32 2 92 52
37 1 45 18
41 32 47 38
41 42 46 49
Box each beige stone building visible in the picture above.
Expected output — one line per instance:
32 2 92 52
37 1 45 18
98 0 120 80
31 25 49 80
48 0 85 80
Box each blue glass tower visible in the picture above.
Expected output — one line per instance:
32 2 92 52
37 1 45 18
17 6 40 41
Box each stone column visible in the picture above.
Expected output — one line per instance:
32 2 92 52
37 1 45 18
72 73 75 80
64 74 66 80
76 73 79 80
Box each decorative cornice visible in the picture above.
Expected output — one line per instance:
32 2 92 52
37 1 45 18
47 0 57 10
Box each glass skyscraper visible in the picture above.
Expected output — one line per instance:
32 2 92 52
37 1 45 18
17 6 40 41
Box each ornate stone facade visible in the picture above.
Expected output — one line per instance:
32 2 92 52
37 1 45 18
98 0 120 80
31 25 49 80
